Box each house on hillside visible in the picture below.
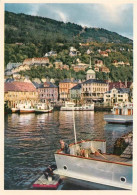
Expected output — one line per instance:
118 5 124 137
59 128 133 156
23 57 49 65
100 51 108 57
44 51 57 57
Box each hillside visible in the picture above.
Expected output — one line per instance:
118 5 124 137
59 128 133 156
4 11 133 82
5 11 132 44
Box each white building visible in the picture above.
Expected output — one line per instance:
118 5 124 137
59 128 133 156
104 88 129 105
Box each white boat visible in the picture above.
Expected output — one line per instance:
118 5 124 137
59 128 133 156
54 109 132 190
11 107 20 113
54 139 132 190
35 103 53 113
17 102 35 113
104 102 133 124
60 101 94 111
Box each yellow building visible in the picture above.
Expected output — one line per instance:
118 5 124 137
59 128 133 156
59 79 78 101
4 81 38 108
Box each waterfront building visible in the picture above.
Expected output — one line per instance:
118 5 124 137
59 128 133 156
81 57 108 102
59 79 78 101
70 83 82 102
37 82 58 103
82 79 108 102
129 83 133 103
4 81 38 108
104 88 129 105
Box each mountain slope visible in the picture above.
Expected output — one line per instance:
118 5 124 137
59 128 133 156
5 11 132 44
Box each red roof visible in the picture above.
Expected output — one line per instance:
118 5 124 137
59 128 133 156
109 82 132 90
5 82 36 92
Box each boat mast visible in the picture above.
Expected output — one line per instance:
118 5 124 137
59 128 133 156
73 109 77 144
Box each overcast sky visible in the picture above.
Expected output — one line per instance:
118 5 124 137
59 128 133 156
5 3 133 39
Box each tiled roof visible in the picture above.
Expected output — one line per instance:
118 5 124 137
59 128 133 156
83 79 107 84
109 82 132 90
5 82 37 92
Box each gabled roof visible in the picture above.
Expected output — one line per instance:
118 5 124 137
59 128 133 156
5 78 14 83
39 82 58 88
70 83 82 90
32 81 43 89
5 82 37 92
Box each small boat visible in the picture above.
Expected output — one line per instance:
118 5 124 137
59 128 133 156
104 102 133 124
33 174 61 189
17 102 35 113
60 101 94 111
35 103 53 113
11 107 20 113
33 164 62 189
54 139 132 190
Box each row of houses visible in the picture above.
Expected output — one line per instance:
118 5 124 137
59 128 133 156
4 67 133 108
4 79 133 109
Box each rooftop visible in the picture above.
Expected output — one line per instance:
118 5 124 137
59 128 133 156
83 79 107 84
5 82 37 92
70 83 82 90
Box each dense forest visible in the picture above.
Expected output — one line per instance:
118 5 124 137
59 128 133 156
5 11 133 82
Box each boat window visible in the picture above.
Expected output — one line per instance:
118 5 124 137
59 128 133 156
120 177 126 183
63 165 67 170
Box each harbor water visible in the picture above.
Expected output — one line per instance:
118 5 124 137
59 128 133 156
4 111 133 190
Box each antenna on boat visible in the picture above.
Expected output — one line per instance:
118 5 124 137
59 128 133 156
73 109 77 144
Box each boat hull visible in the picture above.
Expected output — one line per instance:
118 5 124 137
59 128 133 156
11 108 20 113
104 115 133 124
61 107 94 111
35 109 53 113
19 109 35 113
54 153 132 190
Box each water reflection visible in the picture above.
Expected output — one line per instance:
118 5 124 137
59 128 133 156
4 111 133 190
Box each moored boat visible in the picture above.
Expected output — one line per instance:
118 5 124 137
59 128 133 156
11 107 20 113
33 174 61 189
104 102 133 124
17 102 35 113
54 139 132 190
60 101 94 111
35 103 53 113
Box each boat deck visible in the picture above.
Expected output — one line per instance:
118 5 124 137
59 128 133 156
88 153 132 164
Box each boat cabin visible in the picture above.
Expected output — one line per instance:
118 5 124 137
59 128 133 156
112 102 133 115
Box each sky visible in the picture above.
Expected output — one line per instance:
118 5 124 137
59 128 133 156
5 3 133 39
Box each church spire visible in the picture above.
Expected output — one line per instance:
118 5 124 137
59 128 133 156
89 56 92 69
